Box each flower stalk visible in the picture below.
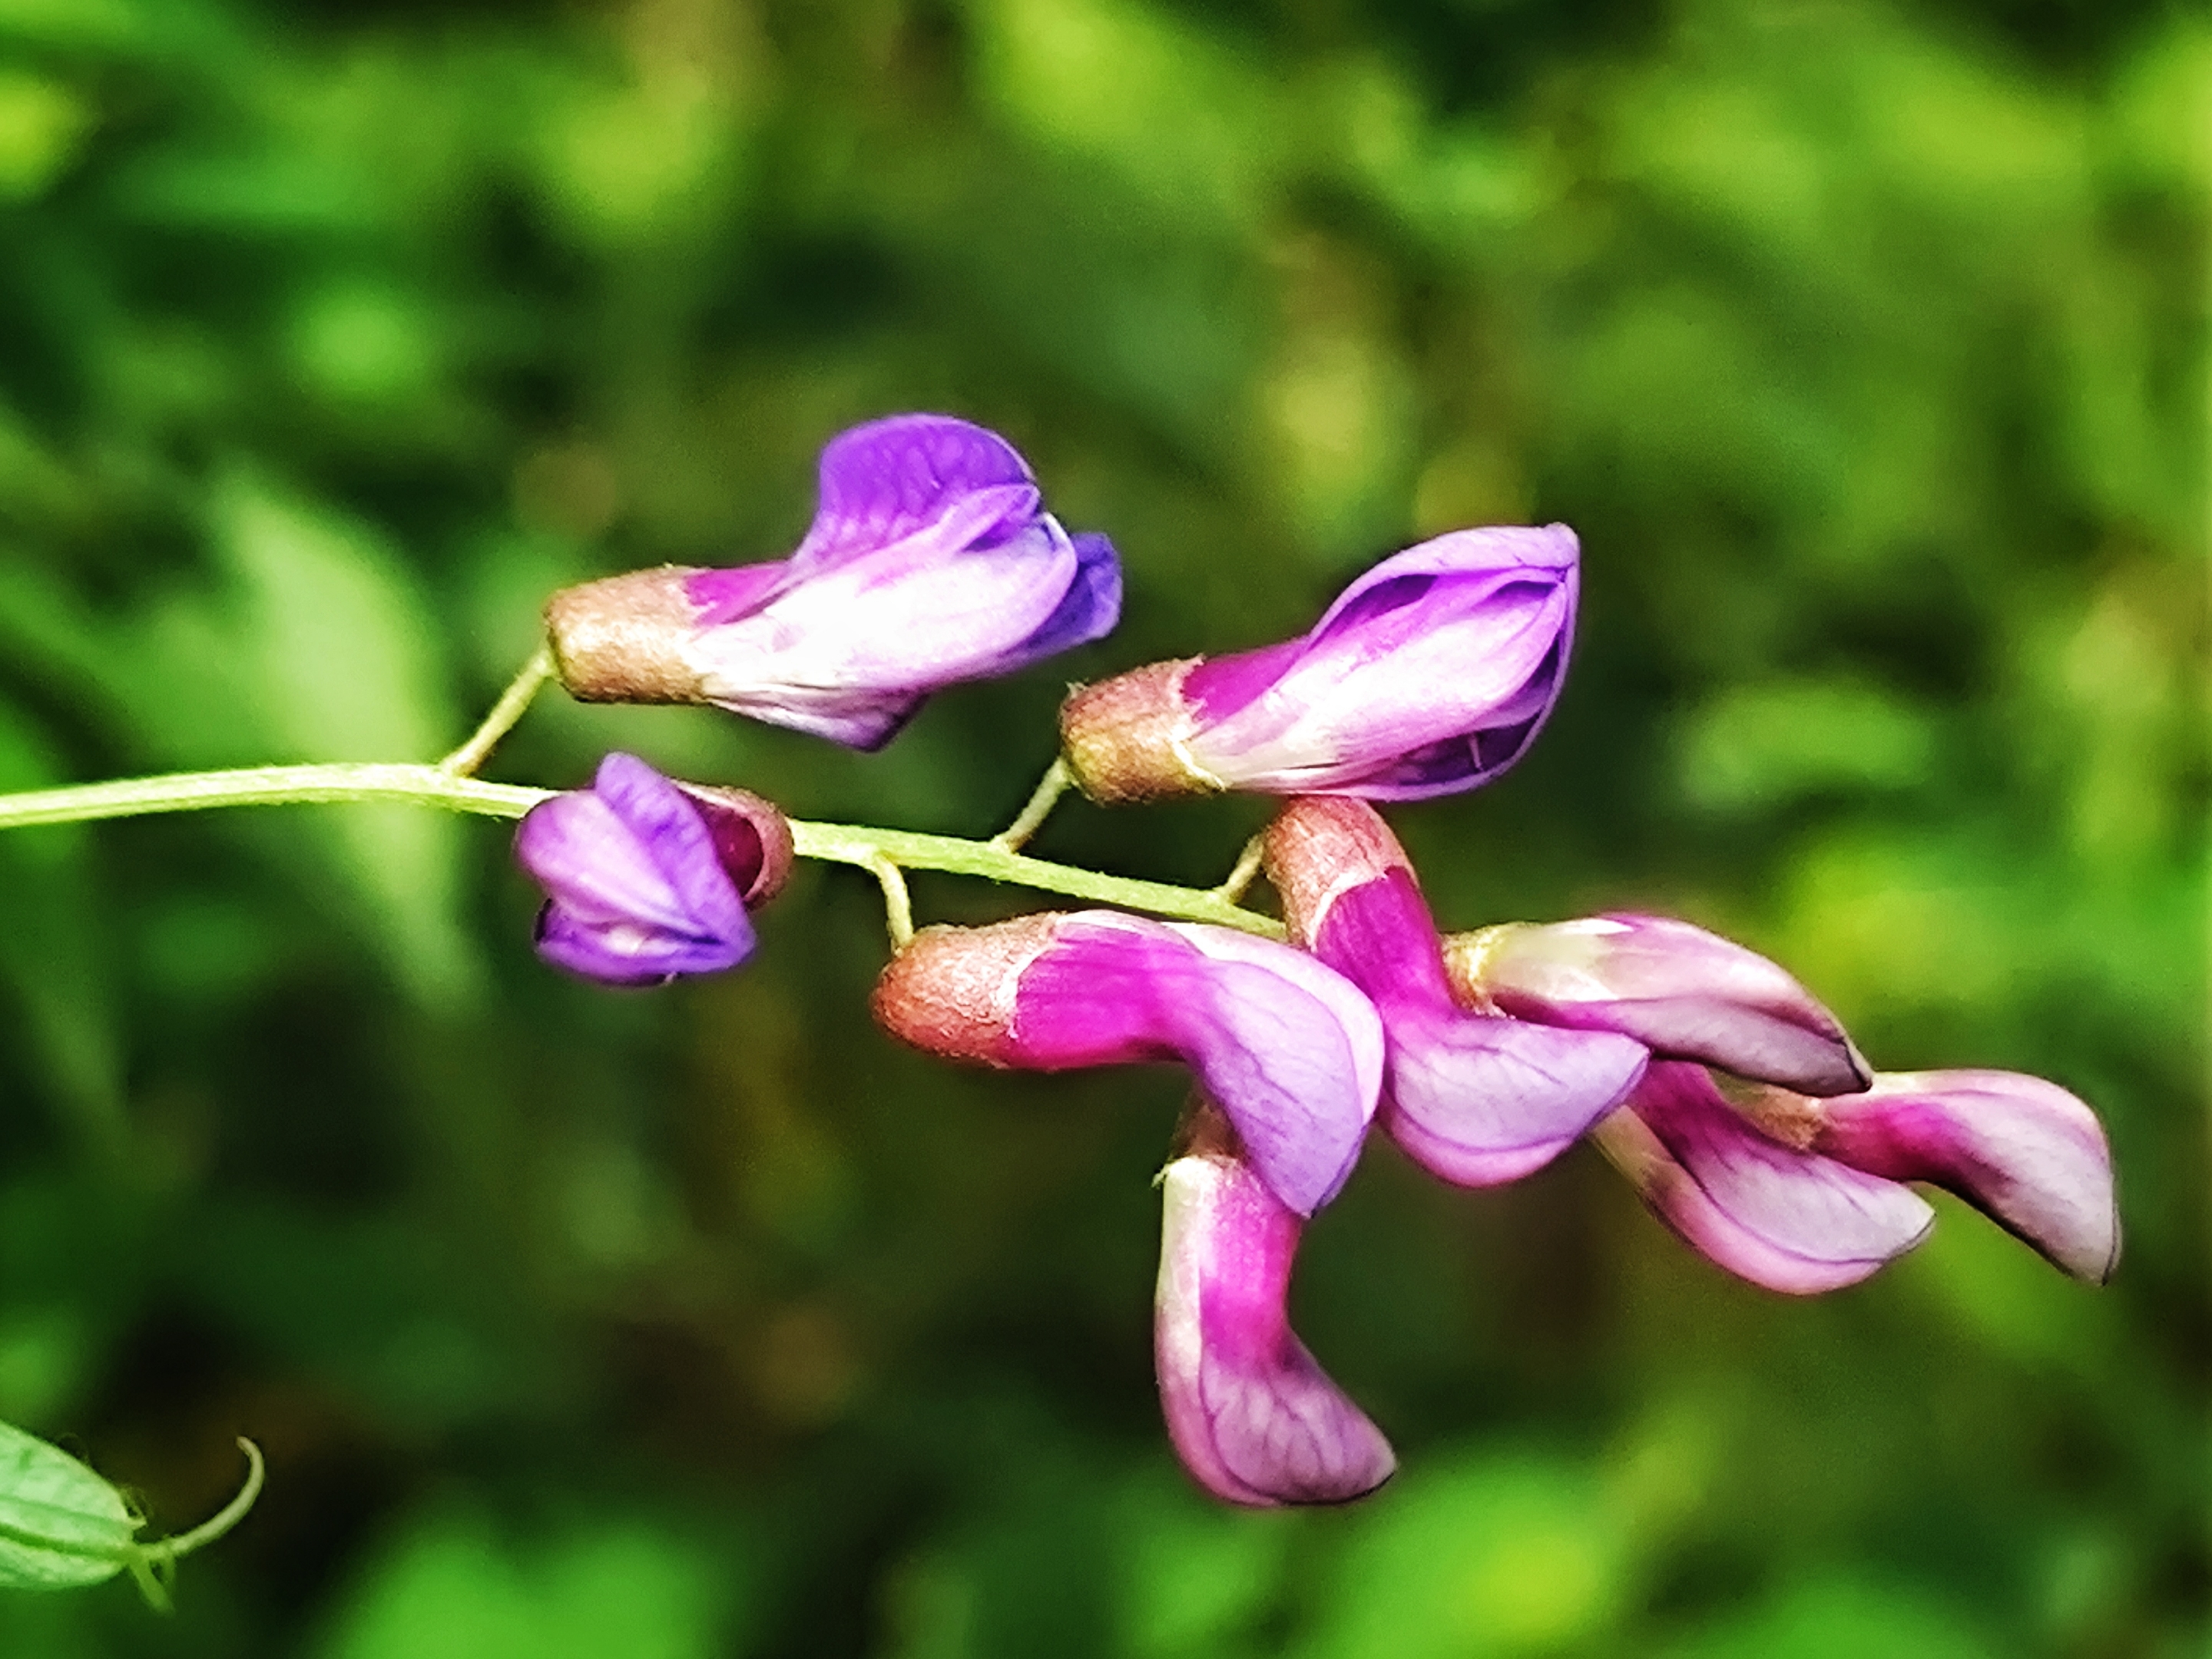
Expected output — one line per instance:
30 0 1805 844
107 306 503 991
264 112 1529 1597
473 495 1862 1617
0 762 1283 937
437 644 556 777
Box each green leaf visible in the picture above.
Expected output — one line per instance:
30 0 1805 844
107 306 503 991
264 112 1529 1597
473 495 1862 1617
0 1420 135 1591
210 478 481 1007
112 478 483 1008
0 702 124 1159
0 1427 264 1606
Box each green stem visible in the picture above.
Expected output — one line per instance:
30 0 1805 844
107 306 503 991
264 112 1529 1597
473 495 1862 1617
0 764 548 829
138 1439 266 1570
791 820 1280 935
439 644 555 777
988 757 1071 853
0 763 1282 937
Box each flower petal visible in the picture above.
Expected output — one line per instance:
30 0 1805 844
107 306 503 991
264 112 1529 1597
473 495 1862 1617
985 526 1123 670
1286 860 1647 1188
513 754 755 986
683 559 790 629
790 413 1040 574
1598 1063 1934 1295
1181 528 1578 799
1386 1006 1649 1187
548 416 1121 744
1010 915 1385 1217
1813 1070 2119 1283
1455 913 1869 1097
1192 578 1571 795
1156 1148 1396 1506
687 521 1079 743
1167 924 1386 1215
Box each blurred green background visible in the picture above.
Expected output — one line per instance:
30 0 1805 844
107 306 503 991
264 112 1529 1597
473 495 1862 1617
0 0 2204 1652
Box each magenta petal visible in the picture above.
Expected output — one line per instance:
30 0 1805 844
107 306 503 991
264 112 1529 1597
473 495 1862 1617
1005 915 1197 1068
1466 914 1869 1097
1815 1070 2120 1283
1601 1062 1934 1295
1302 871 1645 1188
1303 867 1456 1003
683 558 790 628
1183 638 1309 725
1168 925 1386 1217
1009 916 1384 1217
1386 1008 1649 1187
1156 1151 1396 1507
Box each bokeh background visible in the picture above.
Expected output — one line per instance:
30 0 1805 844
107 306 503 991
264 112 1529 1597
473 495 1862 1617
0 0 2204 1653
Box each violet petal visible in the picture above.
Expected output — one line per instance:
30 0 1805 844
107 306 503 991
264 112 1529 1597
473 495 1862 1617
986 528 1123 670
1183 527 1579 800
513 753 753 986
687 517 1079 745
1168 924 1386 1217
1156 1151 1396 1506
790 413 1041 575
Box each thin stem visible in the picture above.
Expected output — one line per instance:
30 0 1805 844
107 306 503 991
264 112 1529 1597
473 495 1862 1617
0 763 1283 936
790 821 1281 936
439 644 555 776
1211 833 1267 904
0 764 549 830
864 855 915 948
988 757 1071 853
144 1439 266 1567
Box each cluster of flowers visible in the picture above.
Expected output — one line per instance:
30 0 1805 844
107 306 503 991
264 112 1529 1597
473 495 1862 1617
516 414 2119 1508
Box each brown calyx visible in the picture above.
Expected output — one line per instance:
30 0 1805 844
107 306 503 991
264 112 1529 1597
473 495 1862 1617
678 784 795 908
1058 658 1218 804
869 915 1063 1065
1261 796 1417 949
544 567 710 704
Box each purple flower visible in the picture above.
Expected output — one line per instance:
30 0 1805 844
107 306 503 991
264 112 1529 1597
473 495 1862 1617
1445 913 1871 1097
514 753 791 986
871 911 1385 1217
1060 526 1577 803
1594 1061 2118 1293
1263 798 1648 1187
1156 1108 1396 1506
544 415 1121 749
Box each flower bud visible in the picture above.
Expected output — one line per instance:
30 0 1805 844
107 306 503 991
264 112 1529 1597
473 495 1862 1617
1061 525 1576 802
873 910 1384 1217
1155 1111 1396 1507
514 753 790 986
1263 798 1647 1187
1445 914 1869 1097
545 415 1121 749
